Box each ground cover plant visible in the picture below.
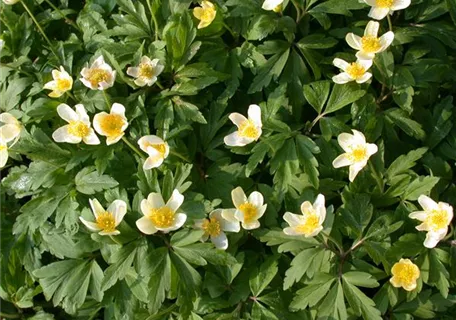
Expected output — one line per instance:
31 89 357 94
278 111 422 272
1 0 456 319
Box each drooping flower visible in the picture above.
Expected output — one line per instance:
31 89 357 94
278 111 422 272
262 0 284 11
80 56 116 90
0 112 22 143
2 0 20 4
52 104 100 145
224 186 267 230
224 104 262 147
79 198 127 236
332 129 378 182
332 58 373 84
362 0 411 20
390 259 420 291
126 56 164 87
283 194 326 237
346 21 394 60
409 195 453 248
43 66 73 97
138 135 169 170
93 103 128 145
194 209 240 250
0 135 9 168
193 1 217 29
136 189 186 234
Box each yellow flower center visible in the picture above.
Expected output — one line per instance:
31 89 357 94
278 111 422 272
273 5 282 12
139 63 155 79
295 214 320 236
99 114 124 137
145 143 167 157
56 78 72 92
67 120 90 138
426 210 449 231
96 212 116 232
393 262 419 285
238 120 259 139
149 206 175 228
202 217 222 237
87 68 111 87
376 0 394 8
239 203 257 223
349 146 367 162
361 36 381 53
0 145 6 151
346 63 366 80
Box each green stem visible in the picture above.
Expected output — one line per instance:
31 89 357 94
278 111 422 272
102 90 111 109
307 113 325 132
387 15 393 32
146 304 177 320
169 149 190 163
66 91 76 102
0 312 21 319
121 136 146 159
155 80 164 90
146 0 159 41
21 1 60 61
109 235 123 245
368 161 383 192
42 0 80 31
222 22 236 39
291 0 302 22
320 231 344 255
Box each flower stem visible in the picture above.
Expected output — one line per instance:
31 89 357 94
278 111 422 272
42 0 80 32
155 80 164 90
66 91 76 101
146 0 159 41
320 231 344 255
169 149 190 163
387 15 393 32
222 22 236 39
21 1 60 62
109 235 122 246
102 90 111 109
121 136 146 159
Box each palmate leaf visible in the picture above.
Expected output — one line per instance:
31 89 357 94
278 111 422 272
249 256 279 297
342 276 382 320
75 166 119 195
33 259 104 314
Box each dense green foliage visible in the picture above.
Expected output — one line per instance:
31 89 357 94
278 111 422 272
1 0 456 319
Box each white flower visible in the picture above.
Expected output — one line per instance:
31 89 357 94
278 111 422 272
409 195 453 248
93 103 128 145
0 39 4 51
0 112 21 143
224 104 262 147
2 0 20 4
283 194 326 237
346 21 394 60
0 135 9 168
363 0 411 20
80 56 116 90
43 66 73 97
332 58 373 84
194 209 240 250
79 198 127 236
332 129 378 182
127 56 164 87
136 189 186 234
52 104 100 145
138 135 169 170
224 186 267 230
262 0 284 11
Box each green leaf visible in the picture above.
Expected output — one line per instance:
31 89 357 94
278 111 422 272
428 250 450 298
303 80 331 114
289 274 335 310
324 83 365 114
386 148 428 181
402 176 440 201
249 256 279 296
384 108 426 140
295 135 320 189
318 280 347 319
75 167 119 195
269 138 299 193
248 49 290 94
283 247 324 290
342 271 379 288
147 247 171 313
342 276 382 320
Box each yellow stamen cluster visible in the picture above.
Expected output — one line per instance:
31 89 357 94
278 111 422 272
376 0 394 8
238 120 259 139
56 78 72 92
296 214 319 235
239 203 257 223
426 210 448 231
149 206 175 228
145 143 167 156
361 36 381 53
349 147 368 162
202 217 222 237
87 68 110 87
96 212 116 232
68 120 90 138
139 63 154 79
346 63 366 80
99 114 124 136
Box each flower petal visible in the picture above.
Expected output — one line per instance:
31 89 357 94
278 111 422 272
242 220 260 230
356 51 376 60
332 72 353 84
332 153 353 168
79 217 101 232
147 192 166 209
365 21 380 37
368 7 390 20
391 0 411 10
379 31 395 52
248 191 264 208
136 216 158 234
107 200 127 226
283 212 301 227
143 155 164 170
247 104 262 128
57 104 78 122
166 189 184 212
82 129 101 145
126 67 139 78
366 143 378 156
418 195 438 211
345 33 362 50
349 162 366 182
228 113 248 127
333 58 350 70
231 187 247 209
89 198 105 218
211 232 228 250
111 103 126 117
423 232 442 248
52 126 81 144
0 148 8 168
409 211 427 221
224 131 253 147
356 73 372 83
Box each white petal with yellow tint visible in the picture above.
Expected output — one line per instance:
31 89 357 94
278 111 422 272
356 73 372 83
231 186 247 209
345 33 362 50
211 232 228 250
107 199 127 226
369 7 390 20
147 192 166 209
283 212 302 227
82 129 100 145
242 220 260 230
379 31 395 51
57 104 79 123
52 126 82 144
349 161 366 182
223 131 253 147
332 73 353 84
166 189 184 212
417 195 439 212
248 191 264 208
79 217 101 232
364 21 379 37
247 104 262 128
143 148 165 170
408 211 427 221
229 113 248 128
333 58 350 70
391 0 411 10
262 0 284 10
136 216 158 234
332 153 354 168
